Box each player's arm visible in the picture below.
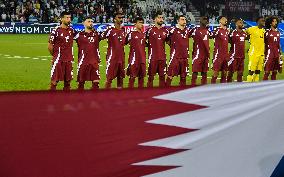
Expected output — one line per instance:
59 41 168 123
48 42 53 56
264 31 269 46
166 27 174 46
73 32 80 41
228 30 233 44
48 28 57 56
188 27 196 38
165 27 171 45
278 37 282 61
100 26 112 40
125 31 132 45
187 27 193 38
279 38 283 73
245 27 252 40
145 27 151 47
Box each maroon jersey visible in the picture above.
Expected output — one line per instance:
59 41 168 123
126 29 146 65
212 27 229 59
168 26 191 59
48 26 75 62
191 26 211 59
101 26 126 63
229 29 247 59
265 29 281 59
74 30 101 65
146 25 169 62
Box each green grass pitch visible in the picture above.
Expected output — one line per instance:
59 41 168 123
0 34 283 91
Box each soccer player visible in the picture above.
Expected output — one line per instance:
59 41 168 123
263 16 282 80
191 16 211 85
48 11 75 91
165 15 190 87
101 12 126 89
74 16 101 90
227 18 247 82
246 17 266 82
146 11 169 87
125 17 146 88
211 16 230 84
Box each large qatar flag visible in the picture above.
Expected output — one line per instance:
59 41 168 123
0 81 284 177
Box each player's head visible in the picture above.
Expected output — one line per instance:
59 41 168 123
83 16 94 30
218 16 227 26
235 18 244 29
134 17 144 31
265 16 279 29
177 15 187 27
60 11 72 26
256 16 265 27
200 16 209 27
153 10 164 26
113 12 124 25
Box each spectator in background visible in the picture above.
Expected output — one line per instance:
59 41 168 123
1 12 7 22
29 13 38 22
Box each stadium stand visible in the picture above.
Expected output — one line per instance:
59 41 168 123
0 0 201 24
0 0 282 24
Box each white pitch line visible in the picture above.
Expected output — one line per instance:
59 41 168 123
23 57 30 58
4 55 10 56
32 58 39 60
41 59 48 61
24 43 47 45
37 56 52 58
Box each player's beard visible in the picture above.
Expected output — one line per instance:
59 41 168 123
273 24 278 28
179 24 186 28
64 21 71 26
157 21 164 26
87 25 93 30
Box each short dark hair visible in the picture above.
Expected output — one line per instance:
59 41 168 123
265 16 279 29
217 16 226 23
256 16 264 23
153 10 163 20
235 18 243 23
200 16 209 21
113 12 124 18
133 16 144 23
83 16 93 21
60 11 71 18
177 15 186 21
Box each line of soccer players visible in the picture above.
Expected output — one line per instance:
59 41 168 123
48 11 282 91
